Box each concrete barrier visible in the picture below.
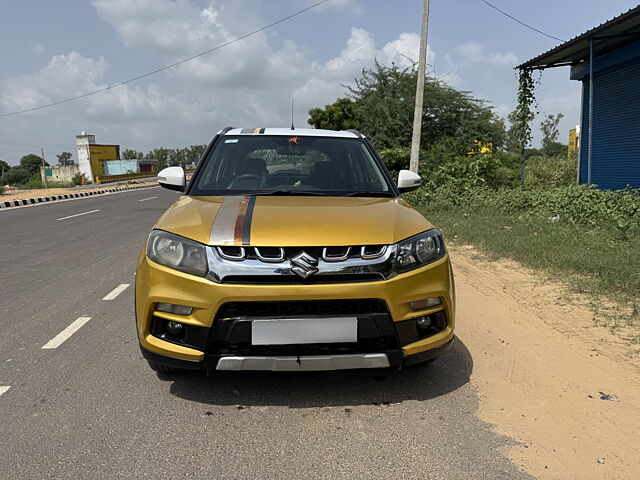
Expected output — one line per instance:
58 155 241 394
0 184 158 209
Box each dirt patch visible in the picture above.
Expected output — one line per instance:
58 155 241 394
1 181 158 202
452 245 640 479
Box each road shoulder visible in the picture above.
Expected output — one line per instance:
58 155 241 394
452 245 640 480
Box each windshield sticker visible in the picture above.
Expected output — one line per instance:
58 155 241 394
288 136 300 144
224 139 239 144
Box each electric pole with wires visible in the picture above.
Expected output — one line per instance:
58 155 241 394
409 0 430 173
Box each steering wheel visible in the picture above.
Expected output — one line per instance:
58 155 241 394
227 173 263 189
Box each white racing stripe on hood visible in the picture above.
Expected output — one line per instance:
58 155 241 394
210 196 244 245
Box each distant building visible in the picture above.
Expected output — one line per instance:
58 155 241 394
520 6 640 189
40 164 80 184
568 125 580 157
76 132 120 182
75 132 156 181
76 132 96 181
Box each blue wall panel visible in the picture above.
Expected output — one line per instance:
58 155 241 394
579 57 640 189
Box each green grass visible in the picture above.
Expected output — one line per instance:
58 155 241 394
418 204 640 339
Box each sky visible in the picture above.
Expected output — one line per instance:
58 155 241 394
0 0 638 165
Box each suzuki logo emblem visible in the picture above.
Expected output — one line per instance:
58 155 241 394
290 251 319 279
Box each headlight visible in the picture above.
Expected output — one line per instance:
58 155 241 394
147 230 208 277
395 230 445 273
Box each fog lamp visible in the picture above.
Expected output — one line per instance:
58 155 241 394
415 316 432 329
156 303 192 316
166 321 184 336
410 297 442 310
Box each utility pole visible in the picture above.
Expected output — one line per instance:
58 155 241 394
409 0 430 173
41 148 48 189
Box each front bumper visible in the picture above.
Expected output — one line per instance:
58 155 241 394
140 339 454 371
136 251 455 371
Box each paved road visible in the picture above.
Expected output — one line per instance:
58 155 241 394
0 188 532 479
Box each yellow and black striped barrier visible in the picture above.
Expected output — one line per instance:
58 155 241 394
95 172 157 184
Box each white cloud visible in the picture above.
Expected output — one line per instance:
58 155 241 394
0 0 436 162
1 52 109 114
454 41 518 68
310 0 364 15
294 28 433 111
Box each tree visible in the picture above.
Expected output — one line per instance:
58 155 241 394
168 148 189 166
505 110 520 153
186 145 206 165
3 167 32 186
0 160 10 180
146 148 170 170
308 62 505 156
19 154 47 176
308 98 358 131
121 149 144 160
56 152 74 166
540 113 564 153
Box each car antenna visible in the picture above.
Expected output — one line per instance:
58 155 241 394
290 98 295 130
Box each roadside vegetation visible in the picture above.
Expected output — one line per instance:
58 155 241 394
310 62 640 340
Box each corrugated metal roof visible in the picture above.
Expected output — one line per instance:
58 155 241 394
519 5 640 70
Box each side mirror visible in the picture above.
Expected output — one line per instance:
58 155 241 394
397 169 422 193
158 166 186 192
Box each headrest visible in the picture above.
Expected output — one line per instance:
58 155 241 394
244 157 267 175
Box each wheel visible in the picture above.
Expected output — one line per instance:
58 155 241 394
147 360 182 374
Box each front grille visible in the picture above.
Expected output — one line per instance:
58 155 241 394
221 273 384 284
212 244 393 285
216 299 389 319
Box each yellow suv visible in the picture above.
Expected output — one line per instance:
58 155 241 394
136 128 455 373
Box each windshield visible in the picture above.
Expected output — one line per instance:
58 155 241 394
189 135 394 197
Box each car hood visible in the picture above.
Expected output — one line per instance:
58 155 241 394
154 195 433 246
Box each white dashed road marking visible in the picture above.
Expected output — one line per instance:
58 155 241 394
138 196 157 202
42 316 92 350
0 386 10 397
56 209 100 221
102 283 130 300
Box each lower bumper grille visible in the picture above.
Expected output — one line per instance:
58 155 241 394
207 299 398 357
216 299 389 318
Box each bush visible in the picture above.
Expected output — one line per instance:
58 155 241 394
23 175 44 189
71 172 85 186
526 155 576 187
415 182 640 236
0 185 4 195
3 167 31 186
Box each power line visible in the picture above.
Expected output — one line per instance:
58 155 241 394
0 0 329 118
0 138 76 147
479 0 566 43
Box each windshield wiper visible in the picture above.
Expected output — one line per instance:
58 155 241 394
255 189 328 196
341 191 394 197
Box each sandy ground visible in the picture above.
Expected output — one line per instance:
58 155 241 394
1 180 158 202
452 245 640 479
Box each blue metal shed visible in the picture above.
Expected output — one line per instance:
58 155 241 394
519 6 640 190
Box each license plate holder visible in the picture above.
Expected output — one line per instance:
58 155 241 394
251 317 358 345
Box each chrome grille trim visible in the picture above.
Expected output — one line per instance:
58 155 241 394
254 247 285 263
361 245 387 259
322 246 351 262
217 246 246 261
205 244 397 284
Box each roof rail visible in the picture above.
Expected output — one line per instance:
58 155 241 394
220 126 235 135
346 129 363 138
